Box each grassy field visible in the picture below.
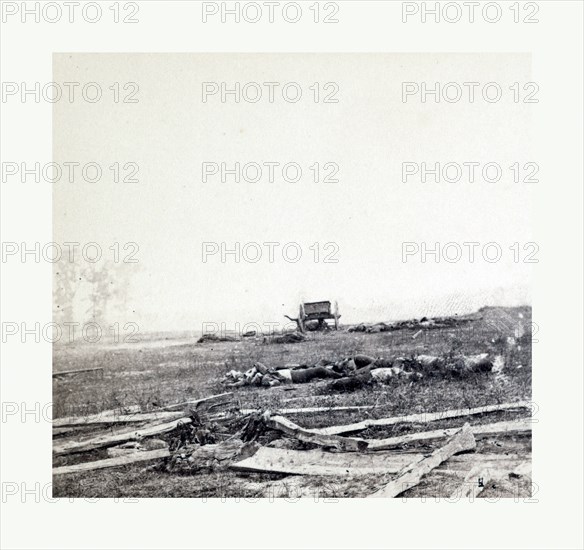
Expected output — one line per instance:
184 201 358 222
53 305 532 498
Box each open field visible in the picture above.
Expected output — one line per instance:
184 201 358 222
53 305 532 498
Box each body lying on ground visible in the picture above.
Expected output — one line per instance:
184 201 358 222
290 366 342 384
221 352 497 389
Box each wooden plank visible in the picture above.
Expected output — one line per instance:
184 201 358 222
56 405 142 419
53 405 144 434
54 410 184 428
157 392 233 412
437 453 530 474
280 406 375 415
366 420 532 450
266 415 368 452
368 423 477 498
53 448 170 476
446 453 528 464
53 367 103 378
53 393 231 428
53 427 78 436
243 454 531 499
312 401 530 435
239 405 376 416
232 446 423 476
53 417 192 456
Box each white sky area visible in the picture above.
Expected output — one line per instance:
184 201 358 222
54 53 532 332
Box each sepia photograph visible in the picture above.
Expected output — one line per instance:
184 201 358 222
52 53 534 499
2 2 583 549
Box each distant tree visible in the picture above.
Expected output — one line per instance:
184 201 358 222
53 259 79 325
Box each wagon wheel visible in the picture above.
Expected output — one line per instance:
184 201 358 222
298 304 306 333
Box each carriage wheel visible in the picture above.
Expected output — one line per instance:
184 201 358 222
298 317 305 333
297 304 306 333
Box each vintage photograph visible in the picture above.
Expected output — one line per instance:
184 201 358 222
52 53 534 499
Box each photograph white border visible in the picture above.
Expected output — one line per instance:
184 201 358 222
1 1 582 549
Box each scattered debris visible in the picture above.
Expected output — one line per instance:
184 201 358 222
53 391 531 498
165 440 250 474
54 417 193 456
107 438 168 458
54 393 234 429
368 423 477 498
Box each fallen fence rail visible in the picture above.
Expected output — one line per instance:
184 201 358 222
53 416 192 456
368 423 476 498
310 401 531 436
53 367 104 378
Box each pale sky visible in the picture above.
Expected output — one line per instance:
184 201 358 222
54 53 532 331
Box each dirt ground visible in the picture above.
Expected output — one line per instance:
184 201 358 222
53 305 533 498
